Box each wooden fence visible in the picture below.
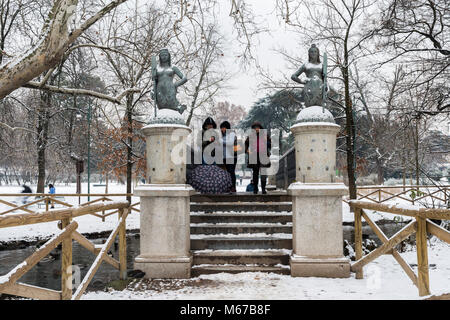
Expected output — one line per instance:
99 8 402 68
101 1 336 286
356 185 450 206
349 200 450 297
0 201 130 300
0 193 140 221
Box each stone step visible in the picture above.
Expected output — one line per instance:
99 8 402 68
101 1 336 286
191 202 292 213
190 213 292 224
191 235 292 250
190 223 292 235
190 192 291 203
191 264 291 276
192 249 291 266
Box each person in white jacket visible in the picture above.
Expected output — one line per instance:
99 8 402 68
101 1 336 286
220 121 238 193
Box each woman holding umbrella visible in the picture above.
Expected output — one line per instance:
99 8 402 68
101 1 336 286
187 117 233 194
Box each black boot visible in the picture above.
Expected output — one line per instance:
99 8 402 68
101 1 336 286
261 175 267 194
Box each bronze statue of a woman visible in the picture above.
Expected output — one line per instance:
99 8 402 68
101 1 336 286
291 44 327 108
151 48 187 114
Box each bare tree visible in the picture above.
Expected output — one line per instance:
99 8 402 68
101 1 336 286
373 0 449 113
0 0 130 100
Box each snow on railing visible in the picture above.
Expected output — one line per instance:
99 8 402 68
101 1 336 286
349 200 450 297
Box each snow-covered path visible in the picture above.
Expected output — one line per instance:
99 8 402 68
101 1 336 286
1 183 449 300
82 239 449 300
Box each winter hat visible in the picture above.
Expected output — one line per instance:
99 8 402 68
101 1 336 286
202 117 217 130
220 121 231 129
251 121 264 129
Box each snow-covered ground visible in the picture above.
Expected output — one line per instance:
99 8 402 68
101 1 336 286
0 182 449 300
82 239 449 300
0 183 140 242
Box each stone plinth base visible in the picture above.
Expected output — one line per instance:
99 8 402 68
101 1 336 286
288 183 348 257
134 184 194 279
134 255 192 279
290 255 350 278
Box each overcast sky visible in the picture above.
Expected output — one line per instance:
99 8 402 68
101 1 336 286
215 0 304 109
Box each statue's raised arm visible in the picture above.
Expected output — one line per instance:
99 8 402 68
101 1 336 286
152 48 187 115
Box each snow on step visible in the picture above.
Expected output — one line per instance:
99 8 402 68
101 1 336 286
190 211 292 216
190 233 292 239
190 222 293 226
191 264 291 275
192 249 292 267
192 249 292 256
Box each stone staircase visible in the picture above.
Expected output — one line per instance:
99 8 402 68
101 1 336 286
189 192 293 276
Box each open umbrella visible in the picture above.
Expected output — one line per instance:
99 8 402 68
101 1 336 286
188 165 232 194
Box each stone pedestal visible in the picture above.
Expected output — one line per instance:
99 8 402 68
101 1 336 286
134 121 194 279
288 106 350 278
134 184 194 278
289 183 350 278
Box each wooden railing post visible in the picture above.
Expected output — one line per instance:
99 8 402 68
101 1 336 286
61 218 73 300
416 217 430 296
45 196 49 211
119 208 127 280
102 198 105 222
354 207 364 279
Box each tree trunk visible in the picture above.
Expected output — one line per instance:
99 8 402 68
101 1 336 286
376 157 384 185
414 119 420 188
126 93 133 204
342 62 357 200
36 92 51 193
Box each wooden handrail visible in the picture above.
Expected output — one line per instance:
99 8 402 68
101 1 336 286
356 185 450 190
72 208 129 300
0 201 131 300
351 199 450 297
0 201 129 228
0 193 132 197
0 221 78 292
349 200 450 220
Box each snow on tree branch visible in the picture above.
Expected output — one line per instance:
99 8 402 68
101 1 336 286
24 81 140 105
0 0 129 100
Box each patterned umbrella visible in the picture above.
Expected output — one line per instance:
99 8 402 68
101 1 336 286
188 165 232 194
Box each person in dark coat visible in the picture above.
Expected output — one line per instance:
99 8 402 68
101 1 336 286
201 117 217 164
21 185 32 204
245 121 271 194
187 116 233 194
220 121 238 193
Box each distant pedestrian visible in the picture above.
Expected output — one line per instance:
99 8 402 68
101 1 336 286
48 184 55 208
21 184 32 204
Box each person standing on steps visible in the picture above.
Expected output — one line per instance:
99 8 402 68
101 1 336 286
201 116 217 164
245 121 271 194
220 121 238 193
187 117 233 194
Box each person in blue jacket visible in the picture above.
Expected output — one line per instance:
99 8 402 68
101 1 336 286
48 184 55 208
246 180 255 193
